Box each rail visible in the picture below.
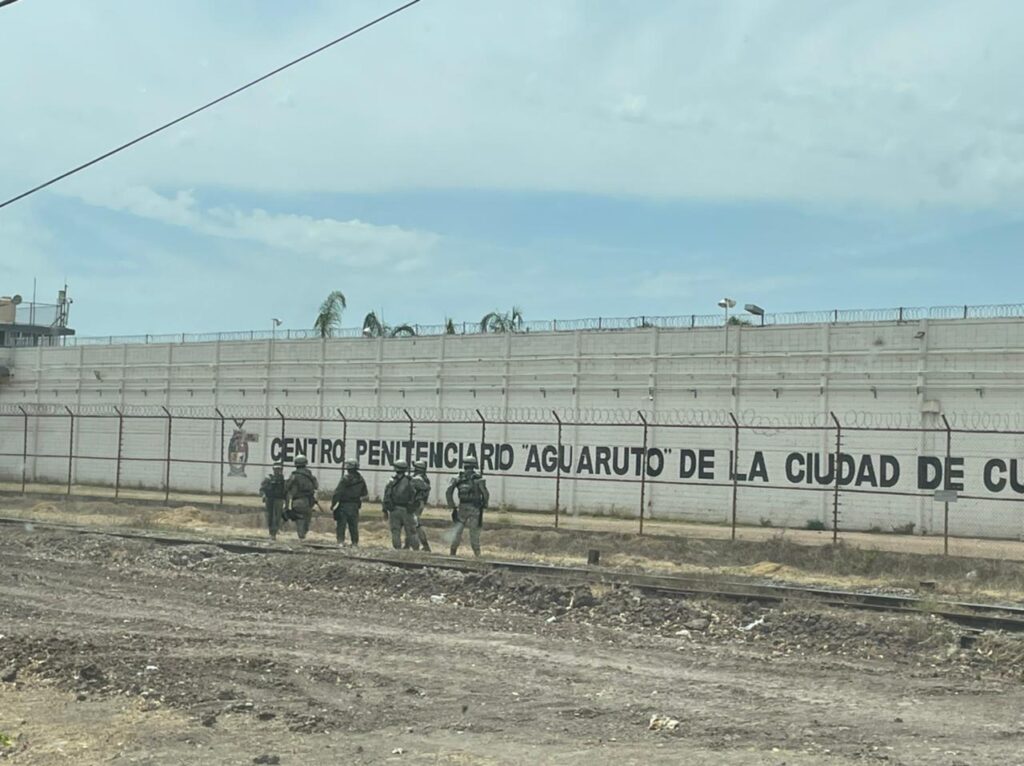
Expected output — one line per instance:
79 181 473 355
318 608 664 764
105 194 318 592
28 301 1024 348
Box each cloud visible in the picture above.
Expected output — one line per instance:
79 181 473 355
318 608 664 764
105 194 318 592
3 1 1024 208
76 185 439 268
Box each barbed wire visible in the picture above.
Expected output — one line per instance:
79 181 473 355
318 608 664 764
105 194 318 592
3 403 1024 432
14 302 1022 350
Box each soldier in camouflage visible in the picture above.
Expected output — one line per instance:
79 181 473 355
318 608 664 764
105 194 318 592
445 456 489 557
383 460 419 550
331 459 368 546
258 463 286 540
284 454 318 540
407 459 431 552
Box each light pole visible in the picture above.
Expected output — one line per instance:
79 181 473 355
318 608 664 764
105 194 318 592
718 298 735 352
744 303 765 327
271 317 282 340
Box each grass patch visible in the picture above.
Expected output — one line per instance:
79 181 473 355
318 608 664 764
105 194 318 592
805 519 827 531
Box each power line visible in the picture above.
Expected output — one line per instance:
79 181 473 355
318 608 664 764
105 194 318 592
0 0 422 210
0 0 24 9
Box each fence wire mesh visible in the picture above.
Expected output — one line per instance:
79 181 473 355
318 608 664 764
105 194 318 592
2 404 1023 554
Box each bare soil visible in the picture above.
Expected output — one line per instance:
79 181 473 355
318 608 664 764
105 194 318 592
2 497 1024 764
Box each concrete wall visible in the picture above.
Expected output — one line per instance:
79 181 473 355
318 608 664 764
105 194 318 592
2 317 1023 538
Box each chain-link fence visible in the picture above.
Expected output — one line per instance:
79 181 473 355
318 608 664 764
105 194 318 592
1 404 1022 553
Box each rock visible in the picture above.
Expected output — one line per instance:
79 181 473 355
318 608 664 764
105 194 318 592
739 616 766 632
392 747 405 755
429 594 446 604
1 665 17 683
648 714 681 732
201 713 218 728
253 755 280 765
684 618 710 632
570 586 598 608
257 712 276 721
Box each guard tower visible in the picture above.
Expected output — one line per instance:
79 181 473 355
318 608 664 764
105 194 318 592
0 288 75 347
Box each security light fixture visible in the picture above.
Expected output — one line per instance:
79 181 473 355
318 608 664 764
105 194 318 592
744 303 765 326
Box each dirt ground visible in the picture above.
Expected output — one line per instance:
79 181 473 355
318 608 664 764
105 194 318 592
2 497 1024 765
5 480 1024 562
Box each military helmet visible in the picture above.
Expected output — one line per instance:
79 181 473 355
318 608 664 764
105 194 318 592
344 459 359 470
294 455 309 467
412 459 427 470
462 456 478 468
272 463 284 472
393 459 409 471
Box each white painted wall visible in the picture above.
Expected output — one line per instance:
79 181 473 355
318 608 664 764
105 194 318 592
2 317 1023 538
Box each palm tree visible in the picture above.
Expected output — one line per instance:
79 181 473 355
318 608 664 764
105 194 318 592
362 312 417 338
362 311 385 338
314 291 347 338
480 305 524 333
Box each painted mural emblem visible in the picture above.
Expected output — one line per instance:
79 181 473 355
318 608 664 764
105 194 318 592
227 419 259 477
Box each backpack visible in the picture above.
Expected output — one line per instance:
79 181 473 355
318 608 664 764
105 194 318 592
388 475 414 507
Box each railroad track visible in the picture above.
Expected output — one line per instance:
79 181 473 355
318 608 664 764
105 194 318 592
4 515 1024 634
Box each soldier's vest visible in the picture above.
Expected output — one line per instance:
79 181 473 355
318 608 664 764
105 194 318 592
455 475 485 507
412 475 431 506
264 475 285 500
335 474 365 505
290 470 317 500
388 475 415 508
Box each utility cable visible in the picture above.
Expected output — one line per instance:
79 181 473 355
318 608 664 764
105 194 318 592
0 0 422 209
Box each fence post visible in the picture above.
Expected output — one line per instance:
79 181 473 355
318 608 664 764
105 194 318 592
637 411 649 536
64 406 74 496
338 409 348 462
337 409 348 464
476 409 486 474
729 412 739 541
18 405 28 494
275 407 286 459
829 411 842 544
552 410 562 529
161 406 172 503
941 414 952 555
403 409 414 463
214 408 226 507
114 407 125 498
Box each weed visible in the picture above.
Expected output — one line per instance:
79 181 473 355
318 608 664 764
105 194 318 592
0 733 13 748
867 525 883 534
891 522 916 536
759 517 774 527
805 519 827 531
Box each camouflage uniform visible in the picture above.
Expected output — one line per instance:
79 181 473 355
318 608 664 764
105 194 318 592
407 460 431 552
383 460 419 551
285 456 318 540
331 461 368 545
258 465 286 540
445 458 489 557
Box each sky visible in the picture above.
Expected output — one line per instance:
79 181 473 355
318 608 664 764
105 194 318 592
2 0 1024 337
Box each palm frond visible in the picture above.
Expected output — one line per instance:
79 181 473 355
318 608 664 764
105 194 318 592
480 311 499 333
390 324 417 337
